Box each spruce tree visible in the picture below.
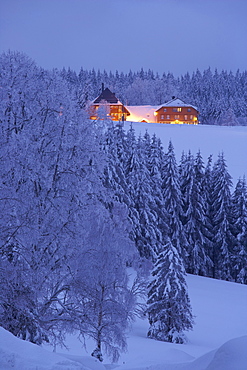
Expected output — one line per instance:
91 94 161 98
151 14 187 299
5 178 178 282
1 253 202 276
180 152 212 275
211 153 235 280
202 155 215 277
161 141 187 262
232 178 247 284
148 134 169 246
103 121 129 205
147 240 193 344
125 131 160 259
194 151 214 275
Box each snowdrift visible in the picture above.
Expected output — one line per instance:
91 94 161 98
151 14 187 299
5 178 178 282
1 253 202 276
0 327 104 370
1 327 247 370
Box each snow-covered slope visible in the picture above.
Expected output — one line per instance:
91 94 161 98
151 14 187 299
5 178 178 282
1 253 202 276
0 326 91 370
1 273 246 370
0 123 247 370
113 274 247 370
124 122 247 185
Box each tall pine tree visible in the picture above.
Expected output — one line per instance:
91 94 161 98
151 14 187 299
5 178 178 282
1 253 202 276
147 239 193 343
180 152 212 275
232 178 247 283
161 141 187 262
211 153 235 280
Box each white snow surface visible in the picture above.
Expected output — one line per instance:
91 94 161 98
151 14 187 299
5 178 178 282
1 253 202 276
0 274 247 370
0 123 247 370
124 122 247 185
0 326 94 370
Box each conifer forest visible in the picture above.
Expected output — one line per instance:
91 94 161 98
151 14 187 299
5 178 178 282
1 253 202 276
0 51 247 361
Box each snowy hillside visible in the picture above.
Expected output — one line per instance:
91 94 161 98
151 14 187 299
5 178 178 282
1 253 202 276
1 273 247 370
1 123 247 370
124 122 247 185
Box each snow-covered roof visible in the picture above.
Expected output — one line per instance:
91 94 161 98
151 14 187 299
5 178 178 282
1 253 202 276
126 105 158 123
156 97 198 111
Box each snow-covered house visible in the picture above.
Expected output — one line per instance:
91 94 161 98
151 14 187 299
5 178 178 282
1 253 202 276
155 97 199 124
89 86 130 121
90 88 199 125
126 97 199 124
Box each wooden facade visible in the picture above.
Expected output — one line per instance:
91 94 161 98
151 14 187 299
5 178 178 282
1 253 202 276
90 87 130 121
155 98 199 124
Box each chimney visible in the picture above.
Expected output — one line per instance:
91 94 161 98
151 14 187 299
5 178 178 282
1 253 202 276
102 83 104 93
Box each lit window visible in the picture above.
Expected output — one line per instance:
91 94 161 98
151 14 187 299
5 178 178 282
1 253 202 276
173 108 182 112
161 114 164 120
190 115 193 119
184 115 188 120
167 115 170 119
174 115 180 119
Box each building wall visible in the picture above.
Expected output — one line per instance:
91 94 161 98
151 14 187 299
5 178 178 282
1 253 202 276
155 106 198 124
90 104 129 121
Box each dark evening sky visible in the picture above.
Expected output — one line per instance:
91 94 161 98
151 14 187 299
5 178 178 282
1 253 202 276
1 0 246 76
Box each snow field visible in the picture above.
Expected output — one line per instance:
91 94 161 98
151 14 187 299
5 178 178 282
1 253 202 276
1 273 246 369
124 122 247 185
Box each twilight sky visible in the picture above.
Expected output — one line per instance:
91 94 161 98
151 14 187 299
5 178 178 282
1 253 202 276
1 0 247 76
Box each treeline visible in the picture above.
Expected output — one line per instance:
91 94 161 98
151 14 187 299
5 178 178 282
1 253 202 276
62 65 247 125
103 122 247 343
2 48 247 126
104 123 247 283
0 51 247 360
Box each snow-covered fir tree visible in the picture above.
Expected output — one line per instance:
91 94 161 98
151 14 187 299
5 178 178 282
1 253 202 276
211 153 236 280
103 121 130 205
194 151 214 275
180 152 212 275
202 155 215 277
147 240 193 344
231 177 247 284
147 134 169 248
161 141 188 262
125 129 160 259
